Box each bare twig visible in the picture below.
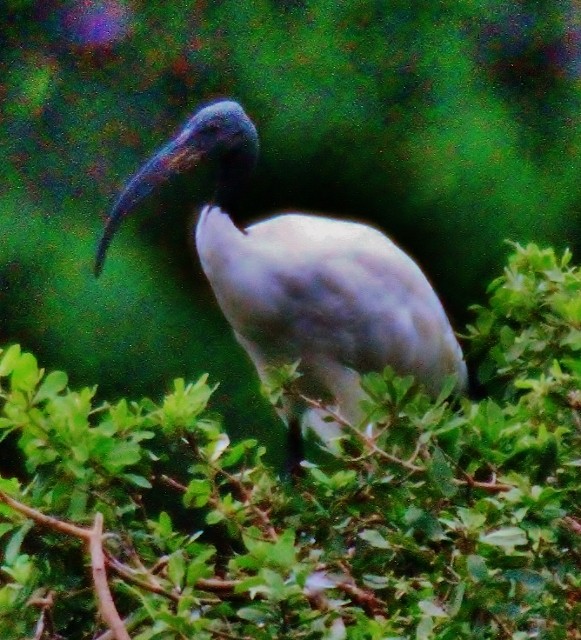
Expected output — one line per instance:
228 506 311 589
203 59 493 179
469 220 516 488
563 516 581 535
157 471 278 542
216 467 278 541
453 477 513 493
0 493 130 640
298 395 424 472
297 396 515 493
105 544 239 600
157 474 187 492
150 555 169 575
335 560 385 617
89 513 131 640
93 611 149 640
196 578 239 592
491 612 513 638
0 491 90 539
30 590 55 640
337 580 385 617
104 553 179 603
406 437 425 466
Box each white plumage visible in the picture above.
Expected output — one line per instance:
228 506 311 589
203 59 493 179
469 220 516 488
196 205 467 439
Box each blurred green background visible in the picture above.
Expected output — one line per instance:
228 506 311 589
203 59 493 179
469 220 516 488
1 0 581 455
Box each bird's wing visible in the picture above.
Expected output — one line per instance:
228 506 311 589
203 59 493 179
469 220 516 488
241 214 466 395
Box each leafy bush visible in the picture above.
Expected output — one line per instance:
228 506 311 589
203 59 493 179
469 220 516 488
0 243 579 639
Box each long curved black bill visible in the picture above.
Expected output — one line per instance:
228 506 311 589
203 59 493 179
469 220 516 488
94 137 202 277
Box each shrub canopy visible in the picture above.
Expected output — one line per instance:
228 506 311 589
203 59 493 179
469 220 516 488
0 243 579 639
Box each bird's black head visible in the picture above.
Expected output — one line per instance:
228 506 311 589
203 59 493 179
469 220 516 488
94 99 259 276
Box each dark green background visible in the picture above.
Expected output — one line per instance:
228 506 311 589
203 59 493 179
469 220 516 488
2 0 580 452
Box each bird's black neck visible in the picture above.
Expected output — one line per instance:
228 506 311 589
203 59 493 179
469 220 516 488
212 145 257 224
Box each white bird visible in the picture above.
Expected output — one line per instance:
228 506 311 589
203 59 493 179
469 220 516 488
95 100 467 467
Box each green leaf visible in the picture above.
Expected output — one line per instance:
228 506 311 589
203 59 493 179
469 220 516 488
0 345 21 377
168 551 185 589
186 547 215 586
479 527 528 552
206 433 230 462
10 352 40 393
33 370 68 403
448 582 465 617
0 477 21 495
359 529 391 549
466 555 488 581
122 473 152 489
0 523 15 540
205 510 225 525
237 604 272 623
4 522 33 565
418 599 448 618
184 479 212 508
221 438 258 467
428 447 457 498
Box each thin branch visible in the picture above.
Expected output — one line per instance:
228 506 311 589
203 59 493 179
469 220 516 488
104 553 179 602
449 460 514 493
157 472 278 542
149 555 169 575
297 396 515 493
406 437 425 466
491 612 513 638
298 394 424 472
453 477 513 493
216 467 278 541
0 491 90 539
30 590 55 640
1 491 133 639
93 610 149 640
563 516 581 535
106 550 239 600
337 581 385 617
89 513 131 640
335 560 385 617
196 578 239 592
157 474 187 492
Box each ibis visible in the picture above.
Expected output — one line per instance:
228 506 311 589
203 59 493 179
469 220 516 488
95 100 467 466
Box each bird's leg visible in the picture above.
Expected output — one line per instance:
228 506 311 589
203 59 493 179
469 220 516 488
285 416 305 479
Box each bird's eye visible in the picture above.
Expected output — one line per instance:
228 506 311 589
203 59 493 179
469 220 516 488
205 120 221 132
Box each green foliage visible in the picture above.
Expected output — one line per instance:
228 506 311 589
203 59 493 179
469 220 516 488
0 244 579 639
469 243 581 394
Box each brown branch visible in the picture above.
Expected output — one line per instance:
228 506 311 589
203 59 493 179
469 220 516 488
89 513 131 640
563 516 581 535
0 491 90 539
30 590 56 640
106 550 239 601
337 581 385 617
158 471 278 542
0 491 133 639
335 559 385 617
216 467 278 541
491 612 513 638
297 397 516 493
157 474 187 493
453 477 513 493
105 553 179 603
196 578 239 592
150 555 169 575
298 394 424 472
93 611 148 640
185 433 202 459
